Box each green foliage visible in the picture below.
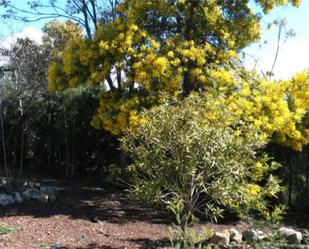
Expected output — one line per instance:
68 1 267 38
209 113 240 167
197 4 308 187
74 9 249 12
267 231 288 248
2 77 117 177
0 224 15 235
168 225 213 249
101 163 130 187
102 164 122 185
245 209 288 249
122 93 282 228
39 243 49 249
304 230 309 245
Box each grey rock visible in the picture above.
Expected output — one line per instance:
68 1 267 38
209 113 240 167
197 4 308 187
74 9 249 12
50 245 62 249
22 188 48 202
0 193 15 206
13 192 23 203
279 227 303 244
209 230 230 246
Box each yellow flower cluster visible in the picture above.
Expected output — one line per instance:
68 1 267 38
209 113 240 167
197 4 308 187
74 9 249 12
226 73 309 151
257 0 301 13
91 91 160 135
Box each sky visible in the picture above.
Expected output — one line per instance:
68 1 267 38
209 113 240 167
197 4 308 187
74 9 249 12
0 1 309 79
245 1 309 79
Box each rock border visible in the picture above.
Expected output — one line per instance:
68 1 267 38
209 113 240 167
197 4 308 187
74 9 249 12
0 185 57 206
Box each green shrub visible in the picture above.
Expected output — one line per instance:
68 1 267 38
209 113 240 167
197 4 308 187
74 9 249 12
0 224 15 235
122 93 282 230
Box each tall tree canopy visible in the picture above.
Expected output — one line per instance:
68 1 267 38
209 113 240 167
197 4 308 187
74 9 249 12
46 0 309 151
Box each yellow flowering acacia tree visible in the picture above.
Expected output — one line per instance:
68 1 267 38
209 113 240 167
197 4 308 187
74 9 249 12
47 0 302 137
225 70 309 151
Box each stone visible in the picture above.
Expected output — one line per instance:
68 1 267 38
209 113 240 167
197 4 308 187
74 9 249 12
209 230 230 246
229 228 242 244
40 186 57 202
50 245 62 249
279 227 303 244
258 231 269 241
49 195 56 202
0 193 15 206
242 229 265 242
22 188 48 202
13 192 23 203
40 186 57 196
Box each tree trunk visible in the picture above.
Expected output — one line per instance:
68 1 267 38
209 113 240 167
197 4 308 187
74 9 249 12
306 150 309 202
182 1 195 96
70 115 76 179
18 126 24 183
288 153 293 208
63 105 70 178
0 100 8 177
119 149 127 169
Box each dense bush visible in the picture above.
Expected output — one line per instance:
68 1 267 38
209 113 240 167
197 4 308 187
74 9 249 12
122 93 283 228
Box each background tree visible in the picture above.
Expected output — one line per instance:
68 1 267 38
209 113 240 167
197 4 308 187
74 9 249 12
0 37 52 176
0 20 118 179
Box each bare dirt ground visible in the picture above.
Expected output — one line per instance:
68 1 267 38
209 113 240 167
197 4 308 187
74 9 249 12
0 181 173 249
0 181 307 249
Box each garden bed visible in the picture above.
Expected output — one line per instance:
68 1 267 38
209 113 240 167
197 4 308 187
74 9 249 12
0 181 308 249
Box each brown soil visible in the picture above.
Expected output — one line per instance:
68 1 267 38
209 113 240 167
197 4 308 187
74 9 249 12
1 180 304 249
0 181 173 249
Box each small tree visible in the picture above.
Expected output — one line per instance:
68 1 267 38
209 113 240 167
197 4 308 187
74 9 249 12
122 93 282 230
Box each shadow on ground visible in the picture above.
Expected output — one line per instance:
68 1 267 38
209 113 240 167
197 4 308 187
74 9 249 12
62 244 117 249
128 238 171 249
0 181 172 225
61 238 170 249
